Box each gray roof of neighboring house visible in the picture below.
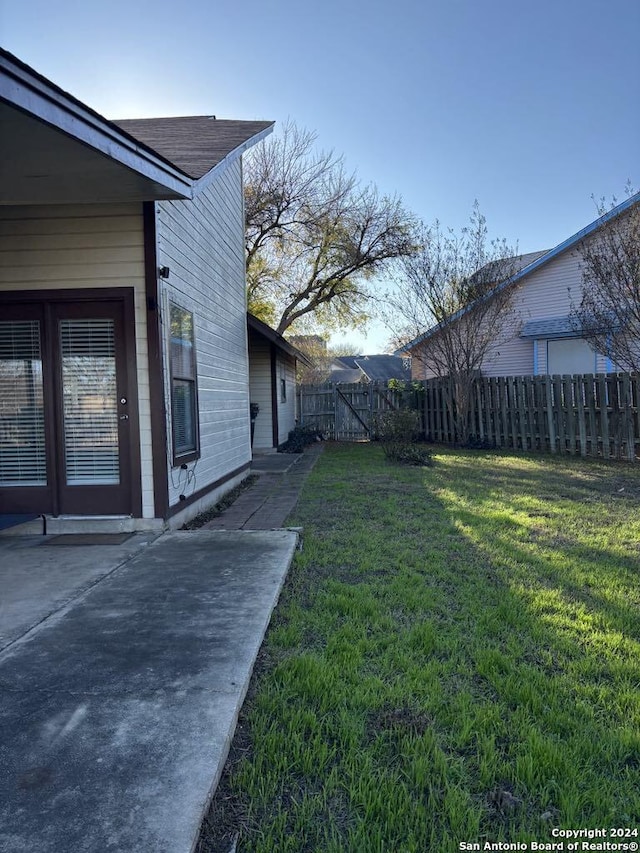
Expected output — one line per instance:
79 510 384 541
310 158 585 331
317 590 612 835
397 191 640 355
331 354 410 383
115 117 274 180
331 368 364 383
517 249 551 267
354 355 411 382
333 356 360 370
520 316 578 339
477 250 549 283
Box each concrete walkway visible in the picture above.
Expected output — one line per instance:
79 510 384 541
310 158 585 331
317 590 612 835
204 444 323 530
0 446 323 852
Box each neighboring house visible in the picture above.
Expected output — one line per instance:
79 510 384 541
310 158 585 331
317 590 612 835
330 354 411 384
401 194 640 379
247 313 309 450
0 49 273 530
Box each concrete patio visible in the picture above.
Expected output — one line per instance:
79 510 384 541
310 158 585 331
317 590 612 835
0 529 299 853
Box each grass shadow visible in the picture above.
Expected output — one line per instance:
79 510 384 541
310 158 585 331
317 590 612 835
197 442 640 853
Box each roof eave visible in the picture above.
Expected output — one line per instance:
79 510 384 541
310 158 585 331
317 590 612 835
247 313 311 365
0 50 194 200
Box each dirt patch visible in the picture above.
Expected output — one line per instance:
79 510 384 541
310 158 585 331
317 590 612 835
368 705 433 738
181 475 260 529
194 712 257 852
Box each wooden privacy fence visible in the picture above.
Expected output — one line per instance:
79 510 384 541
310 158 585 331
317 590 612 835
299 374 640 461
297 382 417 440
424 373 640 461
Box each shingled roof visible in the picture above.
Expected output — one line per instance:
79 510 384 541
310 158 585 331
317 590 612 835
330 354 411 383
115 117 274 180
520 316 578 339
354 355 411 382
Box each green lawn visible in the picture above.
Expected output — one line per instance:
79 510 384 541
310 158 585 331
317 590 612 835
198 443 640 853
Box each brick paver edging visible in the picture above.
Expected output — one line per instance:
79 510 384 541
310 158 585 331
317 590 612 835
202 444 324 531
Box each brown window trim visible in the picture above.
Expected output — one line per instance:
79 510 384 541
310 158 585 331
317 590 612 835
169 302 200 467
173 447 200 467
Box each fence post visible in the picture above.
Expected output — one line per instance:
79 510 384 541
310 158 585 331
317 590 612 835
508 377 517 449
545 377 557 453
533 377 544 452
596 374 610 459
621 373 635 462
490 378 498 446
475 379 485 443
517 377 528 450
500 377 508 447
562 376 575 455
584 374 597 456
576 375 587 457
633 373 640 462
609 374 621 459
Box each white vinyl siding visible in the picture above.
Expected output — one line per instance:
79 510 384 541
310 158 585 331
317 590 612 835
0 204 154 517
247 331 299 450
480 251 583 377
248 332 274 451
156 159 251 507
410 247 610 380
276 353 297 445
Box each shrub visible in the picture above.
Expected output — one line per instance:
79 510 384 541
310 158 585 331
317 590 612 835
278 424 324 454
386 443 433 466
372 409 432 466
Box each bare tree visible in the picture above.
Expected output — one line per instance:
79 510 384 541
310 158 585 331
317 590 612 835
288 335 330 384
244 120 417 335
288 335 362 384
388 204 520 443
571 193 640 371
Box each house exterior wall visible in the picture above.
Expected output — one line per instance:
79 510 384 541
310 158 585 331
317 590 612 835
155 158 251 510
248 331 274 451
247 331 299 450
410 247 608 380
276 352 297 445
0 203 155 518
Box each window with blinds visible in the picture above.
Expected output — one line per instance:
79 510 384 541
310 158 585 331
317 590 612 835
60 319 120 485
0 320 47 486
169 303 199 462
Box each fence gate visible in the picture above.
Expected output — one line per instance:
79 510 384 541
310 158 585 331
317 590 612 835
298 382 408 440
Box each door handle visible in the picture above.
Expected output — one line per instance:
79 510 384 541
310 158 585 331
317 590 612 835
119 414 129 420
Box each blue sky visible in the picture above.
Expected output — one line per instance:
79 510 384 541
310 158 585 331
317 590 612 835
2 0 638 351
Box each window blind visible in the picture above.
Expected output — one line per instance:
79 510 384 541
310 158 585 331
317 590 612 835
60 319 120 485
0 321 47 486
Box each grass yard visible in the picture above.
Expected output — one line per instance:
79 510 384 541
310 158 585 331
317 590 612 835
198 443 640 853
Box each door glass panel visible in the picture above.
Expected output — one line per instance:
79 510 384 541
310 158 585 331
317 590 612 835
0 320 46 486
60 319 120 485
